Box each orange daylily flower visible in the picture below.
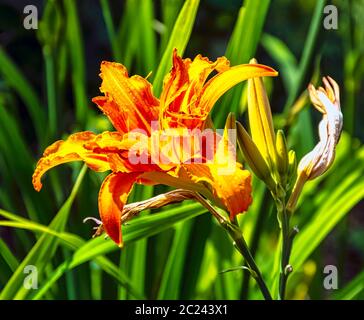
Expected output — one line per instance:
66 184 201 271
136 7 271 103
32 49 278 246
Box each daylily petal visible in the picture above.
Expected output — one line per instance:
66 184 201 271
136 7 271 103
149 127 215 170
179 54 229 114
188 54 229 85
92 61 159 133
181 163 252 219
159 50 230 130
83 131 129 152
98 172 139 246
32 131 111 191
199 64 278 115
88 130 169 174
247 59 277 167
84 131 148 172
140 170 209 196
181 133 252 219
92 96 129 134
159 50 190 114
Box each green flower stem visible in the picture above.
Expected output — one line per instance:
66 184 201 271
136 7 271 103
241 188 272 299
229 222 273 300
194 193 272 300
277 199 297 300
279 204 289 299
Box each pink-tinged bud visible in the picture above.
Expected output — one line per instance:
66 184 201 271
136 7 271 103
287 77 343 211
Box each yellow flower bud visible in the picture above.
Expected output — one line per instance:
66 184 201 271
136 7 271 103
236 121 276 191
248 58 277 169
287 150 297 185
275 130 289 177
225 112 236 132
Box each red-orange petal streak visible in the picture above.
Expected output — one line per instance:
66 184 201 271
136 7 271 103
32 131 111 192
93 61 159 134
98 172 139 246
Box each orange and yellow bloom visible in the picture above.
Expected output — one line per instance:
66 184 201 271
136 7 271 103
32 49 277 246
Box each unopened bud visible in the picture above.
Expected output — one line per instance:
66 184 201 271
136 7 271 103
275 130 289 183
225 112 236 131
287 76 343 212
248 58 277 168
287 150 297 186
236 121 276 191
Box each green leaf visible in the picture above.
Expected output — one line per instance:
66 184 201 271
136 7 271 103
261 33 298 92
212 224 241 300
90 261 103 300
38 0 63 139
33 203 206 298
136 0 157 74
283 0 326 112
181 213 213 299
0 48 46 146
333 269 364 300
116 0 140 69
0 103 52 223
290 171 364 271
213 0 271 127
0 211 143 299
0 238 19 272
99 0 122 62
157 219 194 299
64 0 89 128
159 0 184 54
73 203 205 265
118 185 154 300
0 165 87 300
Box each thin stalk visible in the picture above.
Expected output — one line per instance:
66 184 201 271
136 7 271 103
278 200 297 300
231 227 272 300
278 202 290 299
240 187 272 299
225 218 272 300
194 194 272 299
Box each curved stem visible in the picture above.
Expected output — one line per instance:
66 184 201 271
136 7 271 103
232 227 272 300
279 203 290 299
195 195 272 300
226 219 272 300
241 187 272 299
278 200 297 300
